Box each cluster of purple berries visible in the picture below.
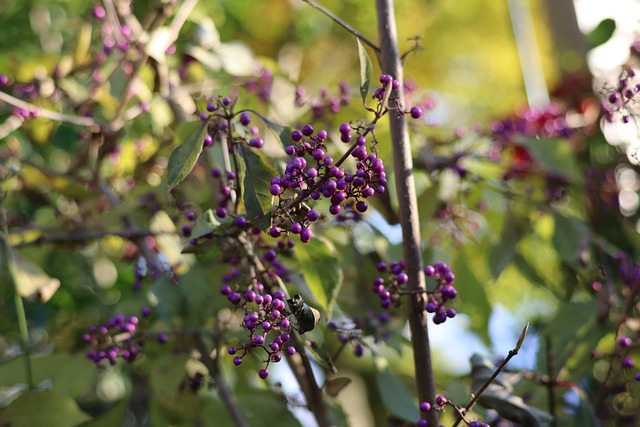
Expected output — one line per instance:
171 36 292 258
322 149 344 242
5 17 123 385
83 307 163 365
295 81 350 118
268 123 387 242
424 262 458 324
602 68 639 124
371 260 457 324
221 288 297 379
243 68 273 103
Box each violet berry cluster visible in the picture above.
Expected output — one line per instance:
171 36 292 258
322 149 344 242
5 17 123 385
268 123 387 242
601 67 640 124
371 260 457 324
295 81 351 118
424 262 458 324
221 288 298 380
83 307 162 365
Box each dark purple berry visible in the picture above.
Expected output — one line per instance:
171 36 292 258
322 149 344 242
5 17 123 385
419 402 431 412
410 106 423 119
240 111 251 125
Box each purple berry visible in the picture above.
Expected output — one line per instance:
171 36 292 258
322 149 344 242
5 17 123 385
410 106 423 119
240 111 251 125
302 124 314 136
233 357 242 366
419 401 431 412
158 334 168 344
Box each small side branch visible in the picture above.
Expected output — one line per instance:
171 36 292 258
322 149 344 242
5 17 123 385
453 323 530 427
302 0 380 53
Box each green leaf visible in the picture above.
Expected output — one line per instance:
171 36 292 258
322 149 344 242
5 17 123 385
324 376 352 397
251 110 294 152
238 144 277 230
489 214 530 279
0 353 95 399
292 236 343 316
190 209 234 240
374 367 419 423
0 389 90 427
519 138 581 182
234 391 302 426
167 122 207 191
357 38 373 104
552 212 589 266
81 397 130 427
569 388 603 427
586 18 616 50
151 276 182 325
452 251 492 344
537 301 607 379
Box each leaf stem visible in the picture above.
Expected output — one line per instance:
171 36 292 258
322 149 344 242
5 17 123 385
1 216 34 390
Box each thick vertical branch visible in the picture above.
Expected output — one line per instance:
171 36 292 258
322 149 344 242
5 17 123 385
375 1 438 425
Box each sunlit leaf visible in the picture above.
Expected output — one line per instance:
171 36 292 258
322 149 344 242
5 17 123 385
357 38 373 104
251 110 294 152
145 27 174 64
167 122 207 191
190 209 234 240
238 144 277 230
5 244 60 303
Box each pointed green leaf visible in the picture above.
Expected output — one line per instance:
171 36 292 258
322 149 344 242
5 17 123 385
292 236 343 316
357 38 373 104
251 110 293 152
190 209 234 240
586 18 616 50
238 144 277 230
167 122 207 191
374 367 419 423
0 389 91 427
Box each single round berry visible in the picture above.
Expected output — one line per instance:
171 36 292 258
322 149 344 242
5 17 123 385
158 334 168 344
291 222 303 234
203 134 213 147
233 357 242 366
300 227 312 243
380 75 392 85
216 207 227 218
339 123 351 134
435 395 448 406
302 124 314 136
419 401 431 412
239 111 251 125
410 106 423 119
416 419 428 427
228 346 237 355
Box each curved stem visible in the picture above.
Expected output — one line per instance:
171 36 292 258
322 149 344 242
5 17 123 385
375 1 438 425
302 0 379 53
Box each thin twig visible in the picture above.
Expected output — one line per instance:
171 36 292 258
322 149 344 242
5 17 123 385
302 0 380 53
195 337 250 427
0 91 99 127
453 323 529 427
545 334 557 427
12 228 161 248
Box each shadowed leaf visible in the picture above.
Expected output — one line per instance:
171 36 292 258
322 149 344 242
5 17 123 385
167 122 207 191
